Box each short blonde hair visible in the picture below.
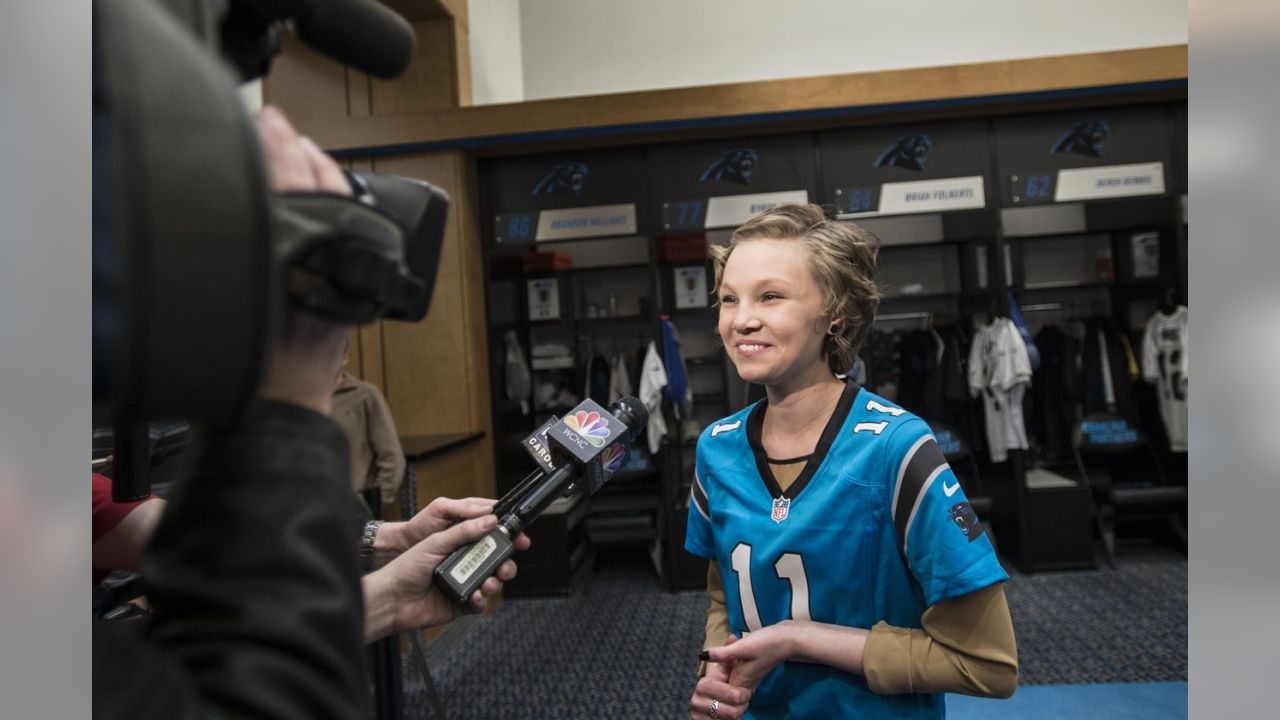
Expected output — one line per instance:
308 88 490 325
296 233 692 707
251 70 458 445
710 203 881 374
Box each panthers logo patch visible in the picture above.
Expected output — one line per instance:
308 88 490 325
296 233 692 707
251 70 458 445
1051 121 1110 157
700 149 757 185
532 162 589 197
948 502 984 542
874 135 933 171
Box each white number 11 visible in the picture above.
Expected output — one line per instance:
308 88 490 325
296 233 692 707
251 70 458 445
730 542 811 632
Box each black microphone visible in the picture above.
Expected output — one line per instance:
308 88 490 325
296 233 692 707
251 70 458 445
294 0 416 79
433 396 648 604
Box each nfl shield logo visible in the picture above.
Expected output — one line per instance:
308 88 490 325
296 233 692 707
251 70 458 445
771 496 791 524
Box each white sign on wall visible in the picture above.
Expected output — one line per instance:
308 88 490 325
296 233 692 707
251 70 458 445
845 176 986 218
535 203 637 241
1054 162 1165 202
703 190 809 229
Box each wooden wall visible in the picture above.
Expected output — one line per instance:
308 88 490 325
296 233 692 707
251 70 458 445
276 45 1188 154
341 151 494 509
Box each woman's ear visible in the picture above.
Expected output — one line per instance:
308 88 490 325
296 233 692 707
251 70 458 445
828 317 843 335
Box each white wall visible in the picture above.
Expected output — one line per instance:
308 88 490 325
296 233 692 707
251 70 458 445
469 0 525 105
516 0 1187 101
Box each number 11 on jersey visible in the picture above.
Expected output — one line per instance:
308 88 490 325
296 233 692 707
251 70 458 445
730 542 812 633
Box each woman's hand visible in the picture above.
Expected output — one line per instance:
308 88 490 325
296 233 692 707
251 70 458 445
703 624 797 693
710 620 872 693
690 635 752 719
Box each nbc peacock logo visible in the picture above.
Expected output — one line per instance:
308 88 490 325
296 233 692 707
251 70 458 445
602 444 627 475
563 411 612 447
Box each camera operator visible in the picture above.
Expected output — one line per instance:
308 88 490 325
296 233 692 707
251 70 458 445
92 106 525 718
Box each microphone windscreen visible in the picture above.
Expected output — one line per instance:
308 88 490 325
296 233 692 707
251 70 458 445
607 396 649 440
295 0 416 79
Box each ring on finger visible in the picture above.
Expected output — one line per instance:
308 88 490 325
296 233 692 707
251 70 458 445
708 698 720 719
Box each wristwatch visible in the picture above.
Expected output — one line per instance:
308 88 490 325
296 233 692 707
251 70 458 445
360 520 384 558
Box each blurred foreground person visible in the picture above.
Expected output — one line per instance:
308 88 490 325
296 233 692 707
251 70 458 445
92 108 524 719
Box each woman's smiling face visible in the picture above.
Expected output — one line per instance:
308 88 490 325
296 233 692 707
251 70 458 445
717 238 833 389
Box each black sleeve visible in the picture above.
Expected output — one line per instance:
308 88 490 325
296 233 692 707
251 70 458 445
93 401 367 719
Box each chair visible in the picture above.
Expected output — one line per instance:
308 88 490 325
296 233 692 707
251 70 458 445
929 421 997 552
1071 413 1187 567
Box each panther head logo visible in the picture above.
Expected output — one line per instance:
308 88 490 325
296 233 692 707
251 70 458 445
532 162 589 197
874 135 933 171
948 502 984 543
1051 121 1110 157
700 149 758 185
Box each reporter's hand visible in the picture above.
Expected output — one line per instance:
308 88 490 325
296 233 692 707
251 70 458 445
690 635 751 720
372 497 530 570
361 514 531 643
253 105 351 415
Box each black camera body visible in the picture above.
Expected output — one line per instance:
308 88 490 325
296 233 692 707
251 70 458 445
93 0 440 499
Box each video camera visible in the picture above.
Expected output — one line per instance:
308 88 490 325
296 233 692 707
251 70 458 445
93 0 447 500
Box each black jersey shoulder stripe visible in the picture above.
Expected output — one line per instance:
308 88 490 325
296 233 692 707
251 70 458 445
902 464 950 556
891 435 948 549
690 472 710 520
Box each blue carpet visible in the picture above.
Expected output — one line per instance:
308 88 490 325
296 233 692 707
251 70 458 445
948 682 1187 720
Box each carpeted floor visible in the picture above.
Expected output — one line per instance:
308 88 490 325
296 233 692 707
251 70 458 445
1002 543 1187 685
403 541 1186 719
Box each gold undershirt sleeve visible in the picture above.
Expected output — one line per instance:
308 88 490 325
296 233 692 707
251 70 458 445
863 583 1019 698
698 561 730 677
703 561 730 650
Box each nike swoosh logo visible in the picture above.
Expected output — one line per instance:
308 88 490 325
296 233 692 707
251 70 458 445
711 420 742 437
943 480 961 497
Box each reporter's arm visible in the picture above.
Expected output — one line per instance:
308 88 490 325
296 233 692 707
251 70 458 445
94 401 368 719
366 496 500 570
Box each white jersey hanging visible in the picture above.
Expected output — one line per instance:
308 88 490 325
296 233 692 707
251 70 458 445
1142 306 1189 452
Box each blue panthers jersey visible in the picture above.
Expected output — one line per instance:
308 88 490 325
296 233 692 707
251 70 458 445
686 382 1007 719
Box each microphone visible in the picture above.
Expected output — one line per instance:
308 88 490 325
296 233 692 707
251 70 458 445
433 396 648 604
293 0 416 79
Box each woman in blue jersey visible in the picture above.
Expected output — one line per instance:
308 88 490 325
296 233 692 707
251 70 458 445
685 204 1017 720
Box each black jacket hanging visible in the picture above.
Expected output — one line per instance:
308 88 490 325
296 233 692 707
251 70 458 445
896 329 942 419
1080 318 1139 422
1030 325 1080 462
